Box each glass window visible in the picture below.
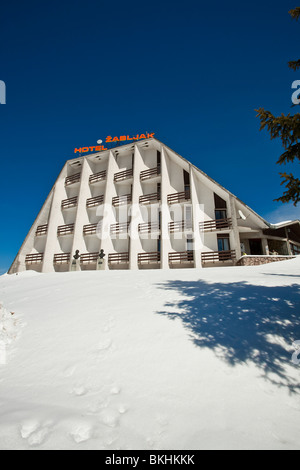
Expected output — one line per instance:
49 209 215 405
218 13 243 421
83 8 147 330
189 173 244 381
291 243 300 255
218 236 230 252
187 236 194 252
215 210 227 220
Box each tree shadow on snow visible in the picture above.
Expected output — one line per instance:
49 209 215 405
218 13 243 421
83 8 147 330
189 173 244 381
156 279 300 393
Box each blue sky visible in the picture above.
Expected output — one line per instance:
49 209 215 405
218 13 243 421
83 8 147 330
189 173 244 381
0 0 299 273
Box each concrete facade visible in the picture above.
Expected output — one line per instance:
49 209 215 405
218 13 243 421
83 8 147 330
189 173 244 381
8 138 300 274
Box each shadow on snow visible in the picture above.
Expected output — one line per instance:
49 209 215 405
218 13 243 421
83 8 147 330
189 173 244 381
156 279 300 393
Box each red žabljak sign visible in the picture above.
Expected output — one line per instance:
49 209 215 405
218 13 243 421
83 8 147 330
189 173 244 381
74 132 155 154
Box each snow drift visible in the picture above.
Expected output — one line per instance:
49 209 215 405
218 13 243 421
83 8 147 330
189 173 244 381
0 258 299 450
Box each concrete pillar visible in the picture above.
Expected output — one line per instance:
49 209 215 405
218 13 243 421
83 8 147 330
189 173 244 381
99 151 119 269
160 147 173 269
229 195 242 260
129 145 143 270
42 164 68 272
69 157 91 270
190 166 203 268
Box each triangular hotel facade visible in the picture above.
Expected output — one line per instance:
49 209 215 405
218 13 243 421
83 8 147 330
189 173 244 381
9 138 300 274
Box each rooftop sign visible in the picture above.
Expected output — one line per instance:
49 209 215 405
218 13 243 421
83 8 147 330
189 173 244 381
74 132 155 154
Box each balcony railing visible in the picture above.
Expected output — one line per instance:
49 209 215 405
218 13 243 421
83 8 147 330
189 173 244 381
110 222 130 235
25 253 44 265
138 252 161 263
138 222 160 234
65 173 81 186
169 221 193 233
61 197 78 209
114 169 133 182
199 218 232 232
108 252 129 264
35 224 48 236
167 191 191 205
169 251 194 263
86 195 104 208
140 166 161 181
57 224 74 236
112 194 132 207
89 171 106 184
83 223 99 236
53 253 71 264
201 250 236 263
80 252 99 264
139 192 161 205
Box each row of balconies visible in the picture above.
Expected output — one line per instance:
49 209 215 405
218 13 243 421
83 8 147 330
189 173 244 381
64 166 161 187
60 190 191 210
35 218 233 238
25 249 236 266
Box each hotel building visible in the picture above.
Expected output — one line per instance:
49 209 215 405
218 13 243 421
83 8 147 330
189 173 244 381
8 138 300 274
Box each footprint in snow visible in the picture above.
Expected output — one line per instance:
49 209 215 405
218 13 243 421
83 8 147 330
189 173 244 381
70 385 88 397
20 420 51 447
96 338 113 351
70 423 93 443
99 408 120 428
63 365 77 378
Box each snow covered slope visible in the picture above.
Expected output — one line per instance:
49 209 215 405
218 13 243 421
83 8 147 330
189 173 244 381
0 259 300 450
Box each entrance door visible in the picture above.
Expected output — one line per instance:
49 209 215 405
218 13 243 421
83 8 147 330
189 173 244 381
249 239 263 255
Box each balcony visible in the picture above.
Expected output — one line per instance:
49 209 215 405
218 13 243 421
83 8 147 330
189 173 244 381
139 192 161 205
140 166 161 181
83 223 99 236
110 222 130 235
35 224 48 236
57 224 74 236
169 251 194 264
167 191 190 205
89 170 106 184
114 169 133 182
65 173 81 186
112 194 132 207
25 253 44 265
80 252 99 264
61 197 78 209
138 222 160 234
86 195 104 208
138 252 160 264
108 252 129 264
199 218 232 232
169 221 193 233
201 250 236 263
53 253 70 264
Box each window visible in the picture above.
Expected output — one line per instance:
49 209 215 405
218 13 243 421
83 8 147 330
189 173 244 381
291 243 300 255
215 210 227 220
185 205 193 229
187 235 194 252
214 193 227 209
157 183 161 199
157 151 161 169
217 234 230 252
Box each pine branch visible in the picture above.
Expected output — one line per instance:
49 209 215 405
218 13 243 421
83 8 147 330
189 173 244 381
289 7 300 20
277 143 300 164
275 173 300 205
289 59 300 71
256 108 300 149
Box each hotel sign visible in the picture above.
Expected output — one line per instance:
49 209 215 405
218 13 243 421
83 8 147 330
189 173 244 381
74 132 155 154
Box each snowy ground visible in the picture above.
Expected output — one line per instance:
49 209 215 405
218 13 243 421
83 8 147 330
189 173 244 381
0 258 299 450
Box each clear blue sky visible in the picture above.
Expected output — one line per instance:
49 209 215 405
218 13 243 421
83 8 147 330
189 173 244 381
0 0 299 273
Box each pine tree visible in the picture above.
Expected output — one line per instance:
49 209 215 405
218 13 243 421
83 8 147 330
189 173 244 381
256 8 300 206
